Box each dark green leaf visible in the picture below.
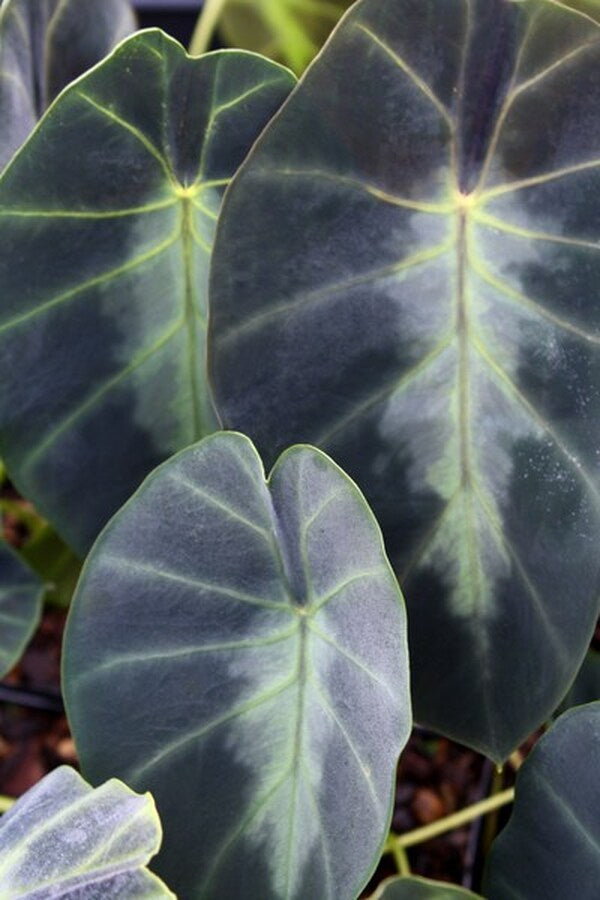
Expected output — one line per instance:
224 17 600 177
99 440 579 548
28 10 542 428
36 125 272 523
0 537 43 677
64 432 411 899
558 648 600 711
0 30 295 554
485 702 600 900
0 765 173 897
209 0 600 761
372 876 482 899
0 0 136 170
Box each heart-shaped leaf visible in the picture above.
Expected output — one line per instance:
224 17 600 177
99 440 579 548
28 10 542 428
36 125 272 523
0 0 136 170
209 0 600 761
485 702 600 899
372 876 482 899
0 765 174 897
193 0 354 73
0 538 43 677
0 30 295 555
64 432 411 899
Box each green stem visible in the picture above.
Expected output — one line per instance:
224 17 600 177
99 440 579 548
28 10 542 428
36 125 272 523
189 0 229 56
386 787 515 850
482 764 505 853
0 795 15 814
395 844 411 876
384 834 411 874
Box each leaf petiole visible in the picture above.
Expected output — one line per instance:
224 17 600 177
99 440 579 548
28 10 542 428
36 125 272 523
190 0 229 55
385 787 515 851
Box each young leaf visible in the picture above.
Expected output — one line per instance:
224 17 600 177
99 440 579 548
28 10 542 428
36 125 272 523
0 30 295 555
0 538 43 677
0 0 136 170
372 876 482 899
485 703 600 899
193 0 354 74
63 432 411 899
209 0 600 761
0 765 174 897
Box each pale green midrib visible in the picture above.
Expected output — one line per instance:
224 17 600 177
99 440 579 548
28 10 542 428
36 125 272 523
10 193 206 466
457 202 497 744
456 207 484 616
180 196 204 442
283 617 309 900
457 206 471 495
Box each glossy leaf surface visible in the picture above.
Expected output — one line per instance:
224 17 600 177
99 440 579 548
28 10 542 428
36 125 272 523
372 876 482 899
0 30 295 555
486 703 600 899
0 538 43 677
0 766 173 898
208 0 354 73
0 0 136 170
558 648 600 711
64 432 411 899
210 0 600 760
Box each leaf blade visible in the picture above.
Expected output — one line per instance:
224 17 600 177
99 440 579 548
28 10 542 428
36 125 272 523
372 875 483 899
209 0 600 761
0 539 43 678
0 30 296 554
0 0 136 170
64 432 411 899
485 703 600 900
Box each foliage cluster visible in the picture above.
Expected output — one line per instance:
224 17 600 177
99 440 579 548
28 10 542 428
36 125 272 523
0 0 599 898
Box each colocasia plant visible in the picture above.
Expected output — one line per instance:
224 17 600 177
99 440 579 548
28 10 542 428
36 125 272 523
0 0 599 898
